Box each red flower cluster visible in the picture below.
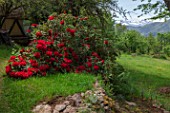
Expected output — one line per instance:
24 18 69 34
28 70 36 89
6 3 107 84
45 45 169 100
60 20 64 25
36 31 43 37
66 28 76 36
31 24 38 27
48 16 54 20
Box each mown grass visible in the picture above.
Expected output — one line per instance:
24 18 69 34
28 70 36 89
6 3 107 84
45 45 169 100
0 45 97 113
117 54 170 110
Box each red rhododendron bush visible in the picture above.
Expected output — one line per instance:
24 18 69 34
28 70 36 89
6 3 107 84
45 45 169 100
5 13 116 79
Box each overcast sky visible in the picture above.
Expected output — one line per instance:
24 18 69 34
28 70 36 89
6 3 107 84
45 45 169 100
117 0 164 25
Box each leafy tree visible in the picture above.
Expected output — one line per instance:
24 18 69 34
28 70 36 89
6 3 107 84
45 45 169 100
133 0 170 20
117 30 143 53
146 33 156 54
0 0 56 23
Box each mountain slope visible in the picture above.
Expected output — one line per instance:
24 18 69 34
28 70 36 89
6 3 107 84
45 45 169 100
127 20 170 36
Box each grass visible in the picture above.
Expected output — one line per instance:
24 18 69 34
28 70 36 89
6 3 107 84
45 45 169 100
0 45 12 76
0 73 97 113
117 54 170 110
0 45 97 113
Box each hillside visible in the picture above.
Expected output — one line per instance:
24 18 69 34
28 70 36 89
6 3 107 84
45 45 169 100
127 20 170 36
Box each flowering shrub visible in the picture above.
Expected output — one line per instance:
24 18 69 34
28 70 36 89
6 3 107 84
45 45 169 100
6 13 116 79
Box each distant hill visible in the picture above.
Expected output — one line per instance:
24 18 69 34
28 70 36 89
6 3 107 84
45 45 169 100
127 20 170 36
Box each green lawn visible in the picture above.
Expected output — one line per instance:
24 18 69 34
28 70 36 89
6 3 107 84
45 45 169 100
117 54 170 110
0 45 97 113
0 45 12 76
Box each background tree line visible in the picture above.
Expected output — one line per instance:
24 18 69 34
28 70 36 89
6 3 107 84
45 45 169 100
114 24 170 58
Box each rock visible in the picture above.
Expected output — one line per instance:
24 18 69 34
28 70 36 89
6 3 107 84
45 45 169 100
81 93 85 97
104 106 109 110
64 101 70 106
63 105 77 113
114 102 120 109
125 101 137 106
32 104 52 113
93 80 100 88
97 96 104 103
53 104 66 113
85 90 93 96
72 94 82 107
164 110 170 113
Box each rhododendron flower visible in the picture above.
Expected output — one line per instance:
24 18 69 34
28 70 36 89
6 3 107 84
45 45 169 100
37 40 46 45
75 69 80 73
31 23 38 27
39 65 49 71
61 63 68 68
12 62 19 67
27 71 33 77
94 65 99 71
36 31 43 37
84 44 90 49
5 65 11 74
68 48 73 52
48 16 54 20
77 65 86 71
19 61 26 66
66 28 76 36
66 67 71 72
57 43 65 48
27 67 36 72
29 59 36 64
46 41 53 45
58 54 63 57
26 29 31 33
86 62 92 67
9 72 16 77
41 72 47 76
64 58 72 64
88 57 92 62
54 51 59 56
84 17 88 20
64 52 69 57
84 37 89 40
60 20 64 25
10 56 16 61
31 62 39 67
20 48 25 54
18 56 24 61
36 44 43 50
66 28 71 32
101 60 105 64
64 47 67 51
50 58 55 62
80 18 84 21
34 52 41 58
104 40 108 45
46 51 53 56
92 52 99 57
69 29 76 36
48 29 52 36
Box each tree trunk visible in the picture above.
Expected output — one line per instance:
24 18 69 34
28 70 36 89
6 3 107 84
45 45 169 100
164 0 170 11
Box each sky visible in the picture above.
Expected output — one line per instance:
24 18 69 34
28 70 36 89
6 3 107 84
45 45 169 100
117 0 164 26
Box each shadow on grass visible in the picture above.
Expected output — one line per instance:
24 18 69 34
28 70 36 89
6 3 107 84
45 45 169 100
127 70 170 111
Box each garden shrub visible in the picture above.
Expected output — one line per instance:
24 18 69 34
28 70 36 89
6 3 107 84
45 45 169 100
5 13 117 79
